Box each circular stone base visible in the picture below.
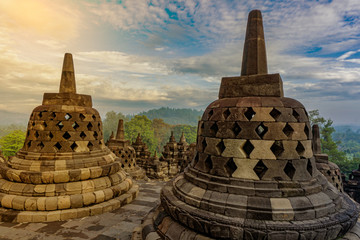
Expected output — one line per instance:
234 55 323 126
0 184 138 223
127 167 146 180
135 204 360 240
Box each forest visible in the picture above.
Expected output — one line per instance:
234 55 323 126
1 108 359 177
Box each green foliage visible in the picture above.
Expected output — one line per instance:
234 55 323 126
124 115 157 154
0 124 26 138
309 110 357 176
0 130 26 158
140 107 203 126
171 125 197 144
102 111 129 142
152 118 172 153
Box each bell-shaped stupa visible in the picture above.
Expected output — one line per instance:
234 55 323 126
313 124 343 192
137 10 359 239
107 119 146 179
0 53 138 222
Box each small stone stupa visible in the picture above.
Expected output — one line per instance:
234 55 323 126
107 119 146 179
137 10 359 239
313 124 343 192
0 53 138 222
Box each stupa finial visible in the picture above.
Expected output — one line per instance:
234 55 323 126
59 53 76 93
116 119 125 140
312 124 321 154
241 10 268 76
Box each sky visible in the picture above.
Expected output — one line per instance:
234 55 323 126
0 0 360 125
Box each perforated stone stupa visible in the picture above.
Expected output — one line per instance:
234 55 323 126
0 53 138 222
313 124 343 192
106 119 146 179
136 10 359 240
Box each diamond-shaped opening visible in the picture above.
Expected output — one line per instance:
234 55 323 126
93 131 98 140
216 140 226 154
202 138 207 151
223 108 231 120
79 113 86 121
226 158 237 176
332 176 335 182
37 142 44 150
70 142 78 151
210 122 219 135
87 122 93 131
80 131 86 139
121 164 125 168
256 123 268 139
63 131 71 140
270 108 281 120
27 141 32 149
38 112 43 118
92 114 96 121
125 159 128 163
292 109 300 122
56 121 64 130
243 140 254 158
205 155 213 171
54 142 62 151
50 112 56 120
208 109 214 120
271 141 284 157
72 121 79 130
32 122 35 127
35 131 39 138
327 170 331 176
232 122 241 136
253 160 268 179
244 107 256 121
307 159 313 176
192 152 199 166
65 113 72 120
304 124 310 138
26 131 30 137
296 141 305 156
283 123 294 137
87 142 94 151
49 132 54 140
43 122 47 128
284 161 296 179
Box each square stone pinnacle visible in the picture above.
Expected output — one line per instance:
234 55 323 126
218 73 284 99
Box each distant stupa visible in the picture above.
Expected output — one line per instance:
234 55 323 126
107 119 146 179
0 53 138 222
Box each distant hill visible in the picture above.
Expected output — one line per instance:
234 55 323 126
138 107 203 126
0 110 28 125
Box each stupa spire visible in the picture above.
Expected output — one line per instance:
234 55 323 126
116 119 125 140
312 124 321 154
59 53 76 93
241 9 268 76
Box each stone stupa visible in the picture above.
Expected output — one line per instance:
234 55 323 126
313 124 343 192
136 10 359 240
0 53 138 222
106 119 146 179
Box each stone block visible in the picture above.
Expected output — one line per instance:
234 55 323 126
53 170 70 183
25 197 37 211
17 212 33 223
222 139 246 158
47 211 61 222
60 209 77 220
12 196 26 210
37 197 46 210
270 198 294 220
58 196 71 209
1 195 15 208
32 212 47 222
83 192 96 206
250 140 275 159
232 158 259 180
45 196 58 210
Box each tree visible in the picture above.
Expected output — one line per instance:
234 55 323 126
308 110 357 176
171 125 197 144
0 130 26 158
102 111 129 142
124 115 157 153
152 118 171 153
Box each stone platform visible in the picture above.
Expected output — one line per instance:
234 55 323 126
0 180 165 240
